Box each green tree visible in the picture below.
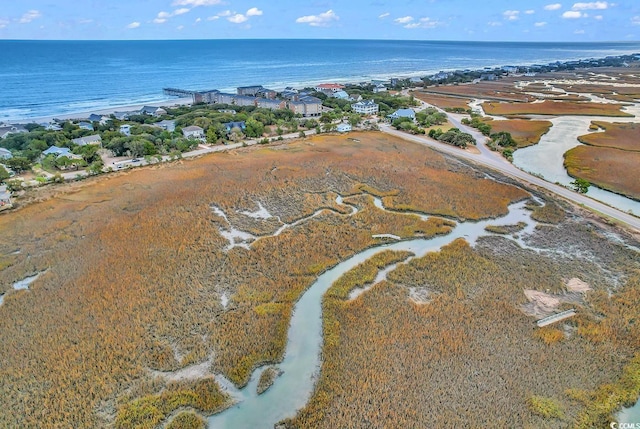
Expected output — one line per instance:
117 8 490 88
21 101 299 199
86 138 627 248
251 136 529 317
229 127 244 143
0 165 10 182
4 157 31 173
571 178 590 193
245 118 265 138
348 114 361 127
491 131 517 148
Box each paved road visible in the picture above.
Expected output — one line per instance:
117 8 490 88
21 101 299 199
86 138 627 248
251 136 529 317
379 123 640 232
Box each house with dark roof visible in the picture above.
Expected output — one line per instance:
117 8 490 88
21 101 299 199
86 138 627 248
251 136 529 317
288 96 322 117
237 85 264 96
256 99 285 110
352 100 379 115
233 95 258 107
257 88 277 99
0 125 28 139
139 106 167 117
113 111 133 121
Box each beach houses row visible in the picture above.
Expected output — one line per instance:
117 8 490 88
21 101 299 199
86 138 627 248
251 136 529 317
194 89 323 117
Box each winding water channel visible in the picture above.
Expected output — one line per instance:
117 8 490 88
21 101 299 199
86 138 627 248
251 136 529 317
512 100 640 215
208 199 538 428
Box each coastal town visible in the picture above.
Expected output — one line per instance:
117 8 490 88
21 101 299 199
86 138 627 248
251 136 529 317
0 52 639 213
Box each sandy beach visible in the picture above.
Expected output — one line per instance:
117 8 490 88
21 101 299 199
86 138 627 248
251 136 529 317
24 97 193 124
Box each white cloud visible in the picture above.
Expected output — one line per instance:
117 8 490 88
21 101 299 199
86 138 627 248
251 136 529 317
525 10 535 14
195 17 202 23
207 15 220 20
574 29 585 33
19 10 42 24
172 0 222 6
394 16 414 24
177 25 184 30
572 2 609 10
153 8 191 24
295 9 339 27
0 19 9 29
632 16 640 25
403 17 442 29
224 8 263 24
503 10 520 20
594 15 603 20
488 21 503 27
379 12 390 19
228 14 248 23
563 10 585 18
535 21 547 26
544 3 562 10
127 21 140 29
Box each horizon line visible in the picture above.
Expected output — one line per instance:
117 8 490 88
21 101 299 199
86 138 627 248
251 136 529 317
1 37 639 44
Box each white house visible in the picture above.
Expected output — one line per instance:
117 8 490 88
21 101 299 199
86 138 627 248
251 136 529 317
388 109 416 121
351 100 379 115
182 125 204 139
336 123 352 133
120 125 131 136
373 84 388 93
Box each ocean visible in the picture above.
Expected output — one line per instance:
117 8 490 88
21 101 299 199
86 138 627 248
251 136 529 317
1 39 640 122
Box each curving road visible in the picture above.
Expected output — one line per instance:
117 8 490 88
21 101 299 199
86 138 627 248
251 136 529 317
379 122 640 232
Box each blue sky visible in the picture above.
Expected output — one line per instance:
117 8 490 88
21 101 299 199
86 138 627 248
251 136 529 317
0 1 638 41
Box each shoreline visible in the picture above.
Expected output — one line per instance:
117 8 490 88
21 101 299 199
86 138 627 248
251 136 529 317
25 97 193 124
4 51 639 125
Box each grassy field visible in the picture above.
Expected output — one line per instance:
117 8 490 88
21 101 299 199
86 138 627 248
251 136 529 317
423 80 531 102
286 223 640 428
413 92 472 111
553 83 640 103
577 121 640 152
0 131 529 428
564 145 640 201
483 100 633 117
487 119 554 148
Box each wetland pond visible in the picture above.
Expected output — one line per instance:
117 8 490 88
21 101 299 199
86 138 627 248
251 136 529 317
209 200 540 428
